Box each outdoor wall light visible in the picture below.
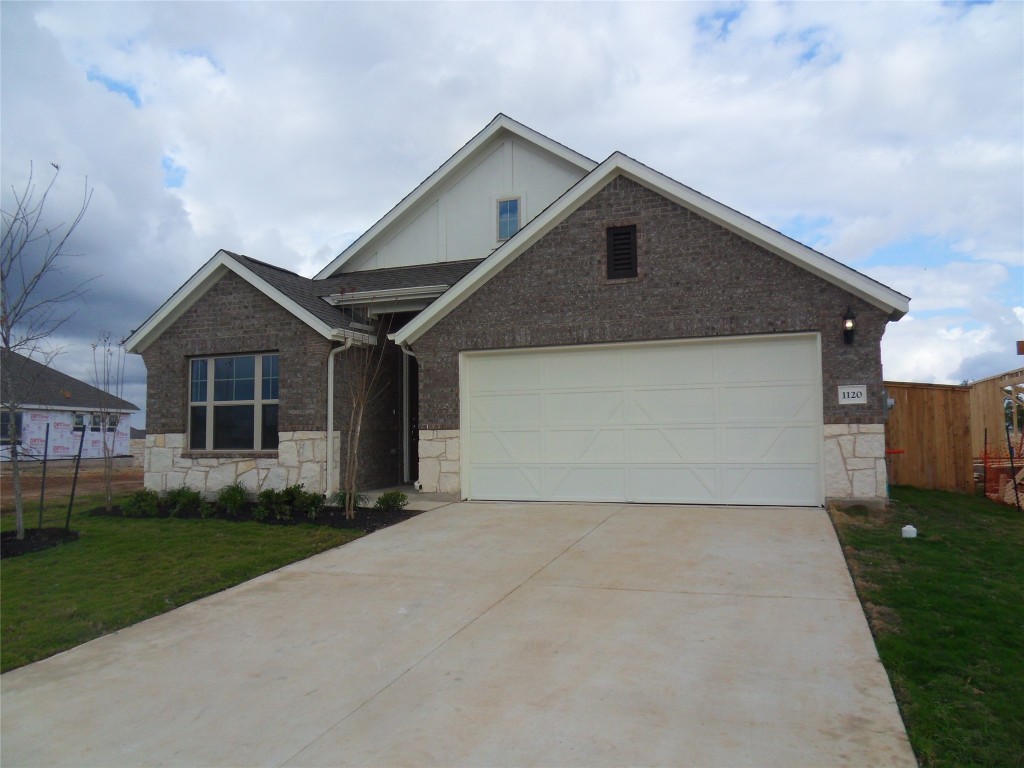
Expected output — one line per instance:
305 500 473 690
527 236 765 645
843 307 856 345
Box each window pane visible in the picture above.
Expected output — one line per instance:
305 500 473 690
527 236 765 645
261 404 279 450
262 354 279 400
190 359 208 403
189 406 207 450
213 405 254 450
498 199 519 240
214 356 255 401
1 412 22 446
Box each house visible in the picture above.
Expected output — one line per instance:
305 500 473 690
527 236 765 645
125 115 909 507
1 349 138 461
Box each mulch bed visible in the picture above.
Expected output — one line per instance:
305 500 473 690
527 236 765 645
2 505 419 560
1 528 80 559
83 504 421 534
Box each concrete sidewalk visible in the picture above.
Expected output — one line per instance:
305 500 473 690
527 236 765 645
1 503 917 767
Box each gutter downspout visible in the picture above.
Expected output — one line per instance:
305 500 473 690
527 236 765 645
326 339 354 496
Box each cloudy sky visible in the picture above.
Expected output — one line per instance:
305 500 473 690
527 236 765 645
2 1 1021 428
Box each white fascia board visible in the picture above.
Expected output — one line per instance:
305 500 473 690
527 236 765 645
9 404 137 413
324 285 451 305
313 115 598 280
394 153 910 347
613 156 911 319
125 250 339 354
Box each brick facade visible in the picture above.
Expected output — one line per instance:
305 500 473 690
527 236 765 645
412 176 892 503
139 272 403 493
413 176 889 429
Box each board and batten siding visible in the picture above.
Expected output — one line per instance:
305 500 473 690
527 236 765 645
344 137 587 272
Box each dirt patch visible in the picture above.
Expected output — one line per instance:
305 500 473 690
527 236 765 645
1 463 143 513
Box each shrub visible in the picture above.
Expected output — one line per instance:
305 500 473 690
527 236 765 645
162 486 208 518
328 491 366 510
216 481 249 519
281 484 325 521
374 491 409 514
122 488 160 518
253 488 289 523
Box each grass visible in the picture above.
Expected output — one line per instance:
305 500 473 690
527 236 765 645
1 492 362 672
831 486 1024 768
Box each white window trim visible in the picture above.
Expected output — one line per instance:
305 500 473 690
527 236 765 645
188 353 279 452
494 192 526 244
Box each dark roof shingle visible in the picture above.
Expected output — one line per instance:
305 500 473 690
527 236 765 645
1 349 138 411
316 260 483 296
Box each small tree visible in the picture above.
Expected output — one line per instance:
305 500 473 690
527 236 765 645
340 317 394 519
92 332 128 512
1 163 92 539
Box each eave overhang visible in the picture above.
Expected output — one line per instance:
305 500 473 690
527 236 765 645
124 250 373 354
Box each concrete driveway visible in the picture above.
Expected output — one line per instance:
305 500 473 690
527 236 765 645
1 502 916 767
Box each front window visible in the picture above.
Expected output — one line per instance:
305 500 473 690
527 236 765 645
1 412 23 446
497 198 520 241
188 353 279 451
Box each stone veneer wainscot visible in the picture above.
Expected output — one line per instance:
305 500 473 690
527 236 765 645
145 431 342 496
417 429 460 494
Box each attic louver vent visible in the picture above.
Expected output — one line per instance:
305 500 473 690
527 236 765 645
606 225 638 279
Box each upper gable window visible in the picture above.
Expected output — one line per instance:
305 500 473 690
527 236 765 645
607 225 638 279
497 198 520 241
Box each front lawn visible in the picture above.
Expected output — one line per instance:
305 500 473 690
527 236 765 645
1 494 362 672
831 486 1024 768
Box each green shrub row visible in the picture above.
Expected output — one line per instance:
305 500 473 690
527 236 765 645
120 484 409 523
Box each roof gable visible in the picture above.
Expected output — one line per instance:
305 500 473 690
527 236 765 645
1 349 138 412
313 114 598 279
124 250 371 354
393 153 910 347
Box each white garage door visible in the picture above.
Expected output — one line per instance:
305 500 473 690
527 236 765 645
461 334 823 505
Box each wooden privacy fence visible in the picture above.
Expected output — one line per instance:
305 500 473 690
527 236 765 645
969 368 1023 460
883 381 974 493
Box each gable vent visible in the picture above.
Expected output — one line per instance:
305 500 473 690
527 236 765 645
607 225 638 279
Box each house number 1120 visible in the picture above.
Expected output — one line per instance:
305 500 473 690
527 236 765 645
837 385 867 404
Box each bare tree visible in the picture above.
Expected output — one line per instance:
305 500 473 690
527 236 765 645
1 163 92 539
92 332 128 512
340 317 393 518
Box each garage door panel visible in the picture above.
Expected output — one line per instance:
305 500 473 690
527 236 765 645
720 465 820 506
544 466 627 501
717 338 818 381
544 349 624 388
471 430 541 462
722 425 820 462
719 384 817 422
629 388 715 423
463 336 822 506
472 394 540 426
630 427 715 462
546 429 625 462
630 466 718 503
544 391 624 425
630 345 715 385
470 355 541 392
471 466 543 499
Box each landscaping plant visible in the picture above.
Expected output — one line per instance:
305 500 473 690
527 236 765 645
216 481 249 518
374 490 408 513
